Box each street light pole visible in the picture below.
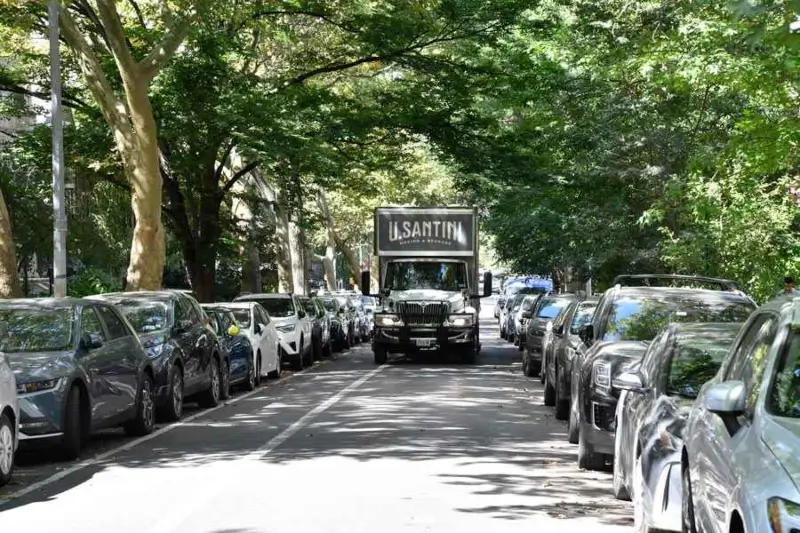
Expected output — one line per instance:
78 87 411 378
49 0 67 298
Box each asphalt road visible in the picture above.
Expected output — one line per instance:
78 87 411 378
0 298 633 532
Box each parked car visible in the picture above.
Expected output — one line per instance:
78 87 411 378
322 296 351 351
538 295 581 398
523 294 575 377
202 306 258 391
332 293 359 346
515 295 543 351
233 293 313 370
217 302 281 379
612 322 742 533
0 298 158 459
0 351 18 487
681 295 800 533
298 296 328 362
90 291 228 422
311 296 333 358
572 279 756 471
353 297 371 342
545 298 598 422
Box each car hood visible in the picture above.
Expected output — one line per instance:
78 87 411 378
762 416 800 491
271 316 297 327
7 350 75 382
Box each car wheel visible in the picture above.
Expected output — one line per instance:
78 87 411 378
269 349 282 378
61 385 84 460
292 341 304 371
568 393 580 444
245 352 257 391
325 340 334 359
612 427 630 501
517 340 524 352
543 366 556 406
578 430 606 471
681 461 698 533
198 357 221 408
124 374 156 437
159 366 184 422
220 359 231 401
0 413 15 487
554 363 569 421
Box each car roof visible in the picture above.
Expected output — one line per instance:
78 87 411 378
612 286 753 303
0 297 90 308
758 295 800 325
204 302 253 309
91 290 181 301
235 293 291 300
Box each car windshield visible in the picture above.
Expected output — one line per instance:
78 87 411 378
570 303 597 334
239 297 294 317
0 307 74 352
231 309 251 328
323 299 339 312
602 296 755 342
536 298 571 319
385 261 467 291
768 332 800 419
667 328 740 398
115 299 170 334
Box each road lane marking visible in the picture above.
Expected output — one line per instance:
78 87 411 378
148 362 385 533
0 353 355 505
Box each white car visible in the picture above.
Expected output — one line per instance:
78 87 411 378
0 352 19 487
234 293 313 370
218 302 281 380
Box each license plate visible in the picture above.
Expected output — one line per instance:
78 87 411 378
415 338 434 347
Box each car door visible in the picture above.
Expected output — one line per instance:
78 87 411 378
255 305 278 371
695 314 776 533
78 305 120 424
252 305 270 365
173 296 206 393
94 304 140 417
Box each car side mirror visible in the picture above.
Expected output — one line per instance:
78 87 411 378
705 380 746 416
482 272 493 298
361 270 371 296
578 324 594 344
554 324 565 335
612 371 645 392
521 311 532 319
80 333 103 350
227 325 240 336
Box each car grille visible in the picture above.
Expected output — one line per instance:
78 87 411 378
592 402 615 431
397 301 448 326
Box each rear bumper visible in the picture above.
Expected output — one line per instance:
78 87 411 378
374 326 475 352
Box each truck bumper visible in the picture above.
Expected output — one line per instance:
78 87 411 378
374 326 475 353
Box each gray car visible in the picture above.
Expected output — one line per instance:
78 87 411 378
0 298 156 459
680 295 800 533
0 351 18 487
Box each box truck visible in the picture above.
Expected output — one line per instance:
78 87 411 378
360 206 493 364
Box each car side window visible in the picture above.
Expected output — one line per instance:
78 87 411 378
96 305 130 339
174 298 189 324
724 315 771 381
734 320 777 415
81 307 107 341
641 331 669 388
257 307 270 326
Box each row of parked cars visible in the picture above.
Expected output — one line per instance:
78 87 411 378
498 274 800 533
0 288 377 488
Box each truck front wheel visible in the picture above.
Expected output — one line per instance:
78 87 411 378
374 346 387 365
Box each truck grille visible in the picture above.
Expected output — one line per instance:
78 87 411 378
397 301 448 326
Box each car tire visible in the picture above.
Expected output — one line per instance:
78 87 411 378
508 333 515 344
612 427 630 501
269 350 282 379
374 346 387 365
124 374 156 437
543 367 556 406
61 385 84 461
245 351 258 391
325 340 333 359
220 358 231 401
198 357 222 408
554 364 569 421
159 365 184 422
681 461 698 533
292 340 304 371
568 394 580 444
0 412 15 487
578 430 606 471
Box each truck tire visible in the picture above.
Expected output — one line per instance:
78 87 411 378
374 346 387 365
463 346 477 364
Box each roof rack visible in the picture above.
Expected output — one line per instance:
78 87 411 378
611 274 740 292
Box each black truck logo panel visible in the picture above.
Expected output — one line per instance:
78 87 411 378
376 210 475 255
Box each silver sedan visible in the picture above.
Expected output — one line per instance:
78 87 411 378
0 351 19 487
682 296 800 533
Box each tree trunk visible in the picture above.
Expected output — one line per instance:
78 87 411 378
316 187 339 290
288 221 305 294
0 188 22 298
335 234 361 288
273 191 294 293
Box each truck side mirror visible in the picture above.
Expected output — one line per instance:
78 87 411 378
360 270 371 296
482 272 493 297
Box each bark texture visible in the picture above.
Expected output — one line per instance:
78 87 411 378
317 187 337 290
273 190 294 293
0 188 22 298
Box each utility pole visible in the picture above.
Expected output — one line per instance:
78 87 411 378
50 0 67 298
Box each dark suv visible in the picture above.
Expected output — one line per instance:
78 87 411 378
570 275 757 470
91 291 228 421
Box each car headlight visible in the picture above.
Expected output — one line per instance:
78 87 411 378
768 497 800 533
375 314 403 327
17 377 63 395
593 362 610 389
276 324 296 333
146 342 166 359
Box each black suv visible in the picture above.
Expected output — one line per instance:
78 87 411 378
570 275 757 470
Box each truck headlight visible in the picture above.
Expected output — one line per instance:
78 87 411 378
448 314 474 327
375 314 403 327
593 362 610 389
768 497 800 532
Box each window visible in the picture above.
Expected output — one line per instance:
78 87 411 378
768 331 800 419
96 306 130 339
256 306 270 326
726 317 777 414
724 316 771 381
81 307 107 341
206 311 222 335
232 309 251 328
641 330 670 387
667 330 739 398
536 298 571 319
302 298 316 315
384 261 467 291
0 307 73 352
570 302 597 335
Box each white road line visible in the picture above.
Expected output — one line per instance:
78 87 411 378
148 362 385 533
1 354 349 504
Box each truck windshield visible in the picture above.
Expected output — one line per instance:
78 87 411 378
385 261 468 291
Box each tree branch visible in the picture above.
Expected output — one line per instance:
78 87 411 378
127 0 148 30
138 12 197 81
215 139 237 182
95 0 139 78
249 10 360 34
219 160 261 198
